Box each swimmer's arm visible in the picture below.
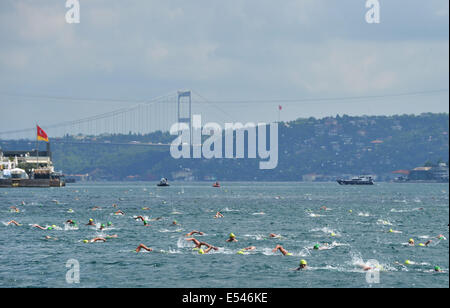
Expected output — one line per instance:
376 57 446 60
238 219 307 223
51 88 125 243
92 238 106 242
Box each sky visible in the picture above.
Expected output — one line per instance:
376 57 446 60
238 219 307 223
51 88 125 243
0 0 448 137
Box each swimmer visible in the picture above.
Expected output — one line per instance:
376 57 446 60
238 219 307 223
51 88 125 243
269 233 281 238
185 238 217 251
185 238 203 248
6 220 21 226
214 212 224 219
186 230 205 237
86 219 95 226
408 238 415 246
10 206 20 213
45 235 58 240
172 220 179 226
358 264 375 271
199 244 218 254
65 219 77 226
242 246 256 251
99 224 106 231
434 266 442 272
424 240 433 247
272 245 292 256
112 204 118 208
143 220 151 226
88 237 107 243
142 207 150 210
295 260 308 270
226 233 238 242
437 234 447 240
135 243 153 252
33 224 53 230
134 216 146 222
313 243 330 251
114 210 125 216
105 234 118 239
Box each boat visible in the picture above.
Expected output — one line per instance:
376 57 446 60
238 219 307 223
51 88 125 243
0 146 65 188
337 176 374 185
157 178 170 187
212 181 220 188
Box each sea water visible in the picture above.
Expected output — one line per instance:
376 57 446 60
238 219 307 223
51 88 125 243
0 182 448 288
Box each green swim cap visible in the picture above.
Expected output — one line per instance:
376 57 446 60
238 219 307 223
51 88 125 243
47 227 53 230
314 244 320 250
144 220 148 224
300 260 307 265
230 233 236 238
72 220 76 224
434 266 441 271
107 222 112 226
101 224 105 228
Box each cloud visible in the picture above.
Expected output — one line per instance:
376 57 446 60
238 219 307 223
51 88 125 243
0 0 448 133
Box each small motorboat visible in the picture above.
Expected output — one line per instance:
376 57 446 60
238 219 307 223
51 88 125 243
212 181 220 188
157 178 170 187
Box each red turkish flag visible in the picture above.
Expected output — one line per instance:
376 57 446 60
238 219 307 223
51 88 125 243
37 125 49 142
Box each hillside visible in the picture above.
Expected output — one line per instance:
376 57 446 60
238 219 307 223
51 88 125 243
1 113 448 181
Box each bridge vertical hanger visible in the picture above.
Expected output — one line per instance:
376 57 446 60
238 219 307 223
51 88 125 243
177 90 192 144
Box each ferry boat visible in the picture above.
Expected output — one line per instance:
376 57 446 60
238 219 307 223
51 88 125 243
337 176 374 185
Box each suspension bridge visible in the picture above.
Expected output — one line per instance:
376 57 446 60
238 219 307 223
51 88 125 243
0 90 236 145
0 88 447 145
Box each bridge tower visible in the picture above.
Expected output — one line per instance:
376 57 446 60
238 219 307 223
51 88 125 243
177 90 192 143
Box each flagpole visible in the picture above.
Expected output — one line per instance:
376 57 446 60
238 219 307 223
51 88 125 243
36 124 39 171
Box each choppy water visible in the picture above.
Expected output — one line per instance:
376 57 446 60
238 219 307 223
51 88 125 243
0 182 448 288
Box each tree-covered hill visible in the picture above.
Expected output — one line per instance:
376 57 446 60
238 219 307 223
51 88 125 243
1 113 448 181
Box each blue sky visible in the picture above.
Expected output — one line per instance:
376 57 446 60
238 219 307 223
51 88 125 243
0 0 448 136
